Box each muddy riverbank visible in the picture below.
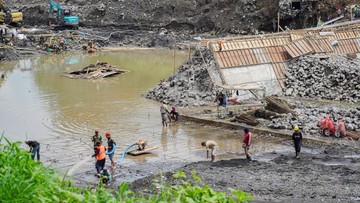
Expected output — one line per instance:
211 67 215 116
129 144 360 202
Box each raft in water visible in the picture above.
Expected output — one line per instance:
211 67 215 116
127 146 159 156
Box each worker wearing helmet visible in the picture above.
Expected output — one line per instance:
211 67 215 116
292 125 303 159
105 132 116 169
92 130 102 153
242 128 252 161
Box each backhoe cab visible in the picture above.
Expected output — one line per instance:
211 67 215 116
49 0 79 30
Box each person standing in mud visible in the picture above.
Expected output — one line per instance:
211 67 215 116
242 128 252 161
92 141 106 176
25 140 40 161
92 130 102 153
105 132 116 169
201 140 218 162
160 103 169 127
292 125 303 159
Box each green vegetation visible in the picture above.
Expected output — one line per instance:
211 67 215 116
0 136 253 203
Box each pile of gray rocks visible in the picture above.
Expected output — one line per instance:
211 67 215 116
285 56 360 103
143 48 217 107
261 102 360 135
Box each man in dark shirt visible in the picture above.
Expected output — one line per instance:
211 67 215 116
92 130 102 153
25 140 40 161
292 125 303 159
105 132 116 169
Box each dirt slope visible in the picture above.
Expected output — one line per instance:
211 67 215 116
13 0 280 34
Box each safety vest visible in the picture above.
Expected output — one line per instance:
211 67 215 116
96 145 106 160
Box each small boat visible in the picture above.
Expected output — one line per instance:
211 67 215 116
127 146 159 156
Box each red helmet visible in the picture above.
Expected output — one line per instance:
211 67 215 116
105 132 111 137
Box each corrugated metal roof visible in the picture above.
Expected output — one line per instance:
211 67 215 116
354 30 360 37
283 39 313 58
290 34 305 41
214 47 290 69
210 37 291 51
333 39 360 54
272 63 287 89
335 31 356 39
307 38 334 53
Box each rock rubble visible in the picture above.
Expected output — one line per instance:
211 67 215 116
285 56 360 103
260 101 360 136
143 48 217 107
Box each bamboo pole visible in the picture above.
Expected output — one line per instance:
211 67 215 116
277 12 280 33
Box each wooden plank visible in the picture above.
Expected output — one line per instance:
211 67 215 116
227 42 233 50
127 146 159 156
343 40 350 53
246 49 256 65
232 50 241 66
227 51 236 67
236 50 245 66
241 49 250 65
220 52 230 68
218 52 228 68
295 40 307 54
355 39 360 51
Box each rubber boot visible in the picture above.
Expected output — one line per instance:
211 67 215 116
246 154 252 161
211 155 215 162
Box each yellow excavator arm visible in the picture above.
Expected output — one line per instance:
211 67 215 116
0 0 23 25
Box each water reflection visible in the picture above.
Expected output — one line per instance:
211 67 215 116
0 50 187 142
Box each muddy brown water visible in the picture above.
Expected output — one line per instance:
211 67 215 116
0 49 297 185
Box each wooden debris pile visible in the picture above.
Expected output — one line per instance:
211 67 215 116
63 62 128 80
234 113 259 126
346 131 360 141
265 96 293 114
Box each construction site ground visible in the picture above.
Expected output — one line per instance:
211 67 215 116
128 98 360 202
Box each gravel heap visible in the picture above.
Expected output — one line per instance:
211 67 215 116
143 48 217 107
260 102 360 135
285 56 360 103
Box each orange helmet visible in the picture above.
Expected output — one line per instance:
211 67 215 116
105 132 111 137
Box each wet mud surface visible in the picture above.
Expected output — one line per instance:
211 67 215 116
129 145 360 202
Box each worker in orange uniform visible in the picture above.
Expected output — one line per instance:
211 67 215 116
92 141 107 176
218 40 223 51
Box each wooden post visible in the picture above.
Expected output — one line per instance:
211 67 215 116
277 12 280 33
173 42 176 77
188 44 191 61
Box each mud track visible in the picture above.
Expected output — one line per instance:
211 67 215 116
130 144 360 202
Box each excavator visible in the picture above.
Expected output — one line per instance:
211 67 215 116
0 0 23 26
49 0 79 30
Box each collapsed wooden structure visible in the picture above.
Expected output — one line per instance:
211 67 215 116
204 21 360 98
63 62 128 79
